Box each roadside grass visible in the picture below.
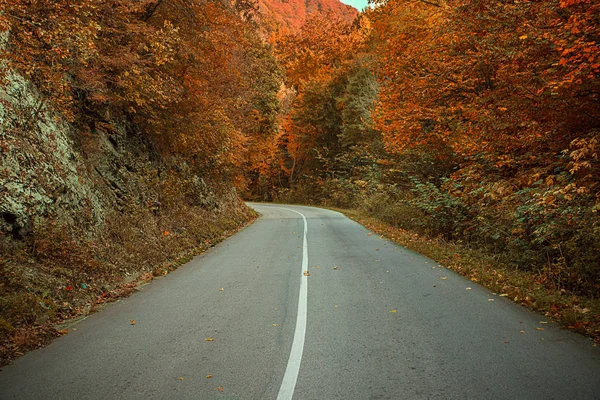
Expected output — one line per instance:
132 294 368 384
0 202 258 366
338 208 600 345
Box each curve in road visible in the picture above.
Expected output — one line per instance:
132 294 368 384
0 204 599 399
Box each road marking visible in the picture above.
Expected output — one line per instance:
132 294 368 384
277 207 308 400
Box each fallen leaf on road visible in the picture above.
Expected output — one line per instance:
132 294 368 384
376 248 380 251
272 324 279 327
292 232 295 234
466 287 472 290
386 270 390 273
333 266 338 270
540 321 548 324
536 328 545 331
218 386 224 392
206 374 213 379
440 277 447 280
218 287 224 291
499 294 508 297
470 277 478 282
334 305 338 308
130 320 136 325
390 309 397 313
205 338 214 341
488 299 495 302
520 330 525 334
304 270 310 276
179 377 184 381
57 328 68 335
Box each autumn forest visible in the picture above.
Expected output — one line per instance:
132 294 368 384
0 0 599 360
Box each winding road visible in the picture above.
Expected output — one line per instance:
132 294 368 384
1 204 599 399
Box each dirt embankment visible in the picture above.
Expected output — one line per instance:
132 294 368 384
0 71 255 365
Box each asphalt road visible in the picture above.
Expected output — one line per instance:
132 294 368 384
1 204 599 400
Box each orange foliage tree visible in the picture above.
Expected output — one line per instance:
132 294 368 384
1 0 282 187
369 0 600 293
269 14 369 189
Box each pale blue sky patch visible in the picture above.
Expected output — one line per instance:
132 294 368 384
340 0 369 11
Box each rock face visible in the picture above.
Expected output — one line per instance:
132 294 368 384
0 71 224 243
2 74 98 236
258 0 358 33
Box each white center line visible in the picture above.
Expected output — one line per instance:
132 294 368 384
277 207 309 400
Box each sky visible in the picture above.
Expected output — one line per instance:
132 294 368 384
340 0 369 11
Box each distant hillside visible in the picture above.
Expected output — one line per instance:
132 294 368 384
258 0 358 34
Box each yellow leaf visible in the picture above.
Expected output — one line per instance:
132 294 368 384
206 374 213 379
536 328 544 331
519 35 528 40
390 309 397 313
520 330 525 334
272 324 279 327
218 287 224 291
539 321 548 324
130 320 136 325
333 266 339 270
499 294 508 297
304 270 310 276
179 377 184 381
441 277 447 280
205 338 214 341
466 287 472 290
